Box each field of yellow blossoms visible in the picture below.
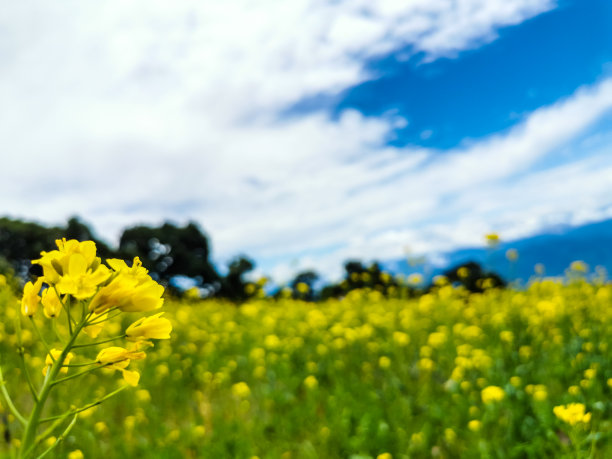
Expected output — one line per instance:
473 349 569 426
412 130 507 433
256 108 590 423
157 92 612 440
1 257 612 457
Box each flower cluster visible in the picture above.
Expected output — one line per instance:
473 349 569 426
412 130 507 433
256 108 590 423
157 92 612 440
24 238 170 385
553 403 591 426
481 385 505 404
8 239 173 457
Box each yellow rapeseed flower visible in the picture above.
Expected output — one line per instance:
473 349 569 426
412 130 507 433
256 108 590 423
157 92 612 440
481 386 505 404
41 287 63 318
485 233 500 247
418 358 435 372
468 420 482 432
33 239 111 299
392 331 410 346
304 375 318 390
553 403 591 425
568 385 580 396
231 382 251 398
96 347 146 386
67 450 84 459
126 312 172 342
379 356 391 369
500 331 514 343
89 257 164 314
32 239 98 284
427 331 447 348
21 278 43 317
506 249 519 261
96 347 146 366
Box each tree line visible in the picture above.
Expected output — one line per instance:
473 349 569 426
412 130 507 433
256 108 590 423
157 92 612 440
0 216 504 302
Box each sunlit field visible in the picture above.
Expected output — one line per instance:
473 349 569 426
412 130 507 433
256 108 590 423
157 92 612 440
1 269 612 458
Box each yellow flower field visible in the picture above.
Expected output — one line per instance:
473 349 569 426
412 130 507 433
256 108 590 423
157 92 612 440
1 267 612 457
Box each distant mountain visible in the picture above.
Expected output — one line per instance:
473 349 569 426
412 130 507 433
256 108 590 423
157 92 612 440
385 218 612 283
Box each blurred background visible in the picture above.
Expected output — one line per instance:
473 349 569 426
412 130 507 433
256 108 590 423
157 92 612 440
1 0 611 293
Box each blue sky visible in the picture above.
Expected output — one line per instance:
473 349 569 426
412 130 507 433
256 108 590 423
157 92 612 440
1 0 611 282
293 0 611 149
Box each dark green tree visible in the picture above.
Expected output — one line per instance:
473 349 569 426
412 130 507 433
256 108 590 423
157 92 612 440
290 270 319 301
440 261 506 293
218 256 256 302
118 221 220 289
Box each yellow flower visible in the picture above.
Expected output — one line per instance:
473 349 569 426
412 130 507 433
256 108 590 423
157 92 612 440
378 356 391 369
67 450 84 459
126 313 172 342
481 386 505 404
33 239 110 299
568 385 580 396
21 277 44 317
533 387 548 401
506 249 519 261
408 273 423 285
427 331 447 348
96 347 145 386
392 331 410 346
570 261 588 273
89 257 164 314
584 368 596 379
418 358 435 372
41 288 63 318
42 349 74 376
33 239 97 283
97 347 146 366
304 375 318 390
500 331 514 343
468 420 482 432
485 233 500 247
553 403 591 425
231 382 251 398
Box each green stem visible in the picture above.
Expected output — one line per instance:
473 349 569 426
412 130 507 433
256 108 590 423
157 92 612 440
39 384 128 423
35 416 67 445
51 319 65 346
71 335 127 348
17 347 38 403
35 413 78 459
18 310 92 459
16 319 39 401
50 365 103 386
28 318 53 358
85 308 121 326
0 365 27 426
53 286 75 332
65 295 73 335
63 362 98 368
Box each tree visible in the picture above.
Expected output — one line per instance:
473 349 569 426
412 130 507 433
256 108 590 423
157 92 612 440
441 261 506 293
290 270 319 301
218 256 256 302
118 221 220 289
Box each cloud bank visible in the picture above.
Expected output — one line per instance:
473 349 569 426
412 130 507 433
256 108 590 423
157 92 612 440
3 0 611 282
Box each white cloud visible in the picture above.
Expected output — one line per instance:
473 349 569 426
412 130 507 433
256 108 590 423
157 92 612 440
3 0 610 284
259 81 612 281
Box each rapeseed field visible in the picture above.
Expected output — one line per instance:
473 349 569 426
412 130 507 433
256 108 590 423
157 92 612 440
0 242 611 458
